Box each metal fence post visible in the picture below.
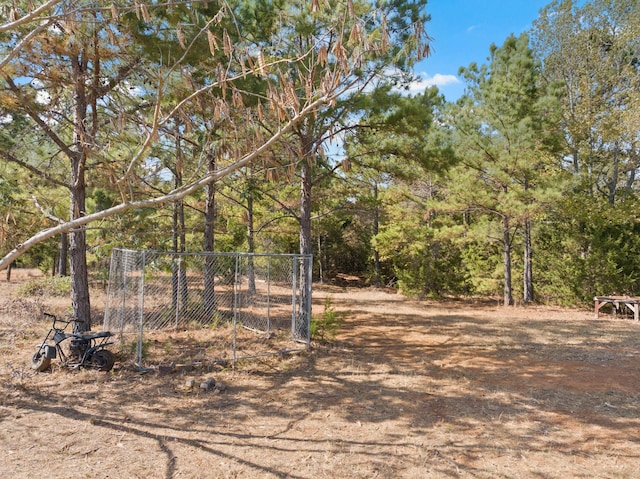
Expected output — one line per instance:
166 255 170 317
305 254 312 346
266 255 271 333
291 255 298 341
137 250 147 369
233 253 239 363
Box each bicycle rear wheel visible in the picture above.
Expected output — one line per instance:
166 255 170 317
89 349 115 371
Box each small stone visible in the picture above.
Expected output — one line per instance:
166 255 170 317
185 378 196 389
214 381 227 392
200 378 215 391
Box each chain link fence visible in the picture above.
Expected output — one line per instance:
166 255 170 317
103 249 312 369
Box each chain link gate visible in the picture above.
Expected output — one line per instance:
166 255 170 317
103 249 312 368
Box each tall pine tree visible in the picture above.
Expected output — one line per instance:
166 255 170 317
449 33 561 305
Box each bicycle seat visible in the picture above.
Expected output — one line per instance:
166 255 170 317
77 331 113 340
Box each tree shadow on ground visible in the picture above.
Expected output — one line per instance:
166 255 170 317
3 291 640 478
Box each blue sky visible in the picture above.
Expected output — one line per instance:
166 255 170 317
411 0 552 101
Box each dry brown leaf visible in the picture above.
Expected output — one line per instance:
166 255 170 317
177 25 186 50
207 31 218 56
257 50 266 76
286 84 300 113
140 2 151 23
217 65 227 85
257 102 264 122
232 89 243 108
266 168 277 182
110 3 119 20
317 44 328 67
305 77 312 99
223 30 232 57
348 23 361 44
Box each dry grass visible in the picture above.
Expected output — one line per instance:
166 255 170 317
1 270 640 478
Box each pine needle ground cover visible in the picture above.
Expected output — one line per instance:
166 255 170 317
1 270 639 478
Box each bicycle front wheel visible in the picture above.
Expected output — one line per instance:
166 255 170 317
31 350 51 372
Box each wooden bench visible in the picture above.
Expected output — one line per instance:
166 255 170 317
594 296 640 321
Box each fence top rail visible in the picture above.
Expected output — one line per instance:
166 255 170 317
112 248 312 260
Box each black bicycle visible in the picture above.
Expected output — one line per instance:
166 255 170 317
31 313 115 372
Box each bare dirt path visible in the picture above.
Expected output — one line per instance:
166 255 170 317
1 277 640 478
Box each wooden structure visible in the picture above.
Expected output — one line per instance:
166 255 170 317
594 296 640 321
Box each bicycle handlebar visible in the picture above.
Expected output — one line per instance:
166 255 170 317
44 312 75 327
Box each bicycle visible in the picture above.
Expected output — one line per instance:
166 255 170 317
31 312 115 372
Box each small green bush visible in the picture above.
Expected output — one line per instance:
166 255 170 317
17 276 71 297
311 297 343 341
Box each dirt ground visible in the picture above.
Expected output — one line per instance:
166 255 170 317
1 269 640 478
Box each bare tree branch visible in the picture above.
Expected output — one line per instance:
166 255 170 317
4 76 76 159
32 195 64 224
1 151 68 189
0 0 63 32
0 19 54 71
0 93 332 270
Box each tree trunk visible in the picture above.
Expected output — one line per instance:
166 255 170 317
317 235 324 284
246 186 256 294
299 160 312 257
57 233 68 277
69 167 91 331
372 183 381 286
70 53 91 333
203 153 216 317
607 147 619 206
523 218 534 304
172 157 187 314
299 158 313 337
502 215 513 306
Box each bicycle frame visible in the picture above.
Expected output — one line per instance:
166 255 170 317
33 313 115 371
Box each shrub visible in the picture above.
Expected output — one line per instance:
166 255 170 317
311 297 343 341
17 276 71 297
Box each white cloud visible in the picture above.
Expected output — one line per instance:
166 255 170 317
421 73 460 87
400 73 461 95
28 78 51 104
116 80 145 97
35 90 51 104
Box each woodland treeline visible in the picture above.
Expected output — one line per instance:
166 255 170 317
1 0 639 325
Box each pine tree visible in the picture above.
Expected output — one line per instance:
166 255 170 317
450 33 562 305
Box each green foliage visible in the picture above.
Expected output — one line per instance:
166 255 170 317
445 32 563 304
120 338 151 362
458 239 501 297
311 297 343 341
531 0 640 205
373 181 472 297
376 221 471 296
312 187 375 281
17 276 71 298
535 195 640 305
